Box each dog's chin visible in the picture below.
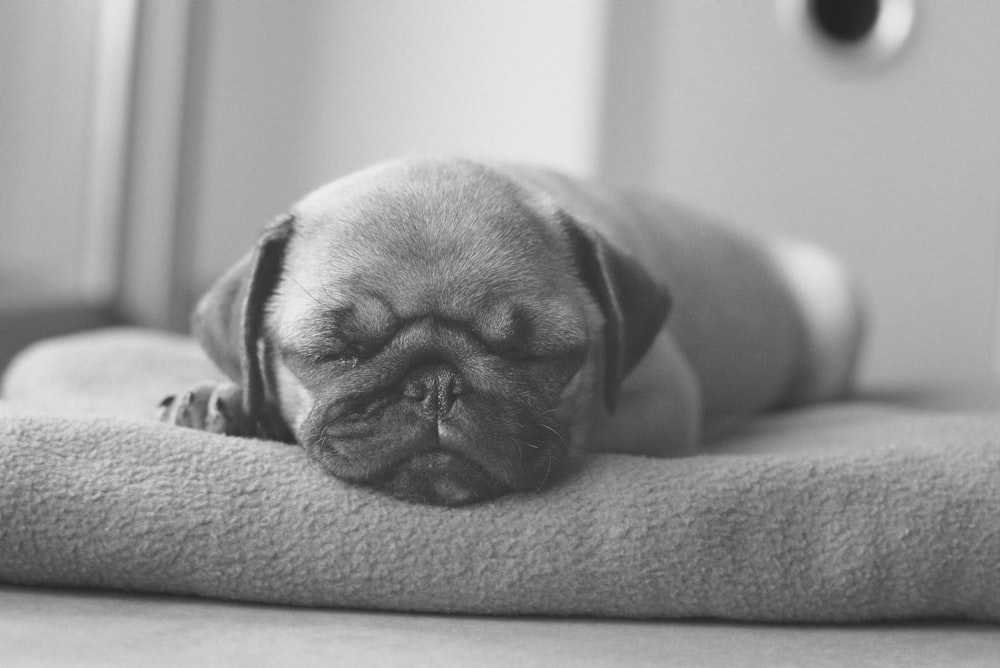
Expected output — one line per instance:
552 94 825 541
365 451 507 506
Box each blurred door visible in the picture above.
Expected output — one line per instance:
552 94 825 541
601 0 1000 386
0 0 134 366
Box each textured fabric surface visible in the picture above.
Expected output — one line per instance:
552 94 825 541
1 329 999 622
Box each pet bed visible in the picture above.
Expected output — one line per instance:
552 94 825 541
1 328 998 622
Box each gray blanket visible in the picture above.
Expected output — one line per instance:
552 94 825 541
1 329 998 621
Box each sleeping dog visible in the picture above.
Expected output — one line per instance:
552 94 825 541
160 157 865 505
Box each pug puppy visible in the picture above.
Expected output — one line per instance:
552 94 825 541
160 157 864 505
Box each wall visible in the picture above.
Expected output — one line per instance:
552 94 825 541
189 0 609 297
603 0 1000 386
0 0 102 308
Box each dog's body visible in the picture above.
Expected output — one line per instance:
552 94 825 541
161 157 864 505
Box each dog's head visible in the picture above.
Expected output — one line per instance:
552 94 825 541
193 158 670 505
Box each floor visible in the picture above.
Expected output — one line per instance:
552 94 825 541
3 585 999 667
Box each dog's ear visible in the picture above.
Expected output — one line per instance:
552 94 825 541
192 214 295 435
561 214 671 412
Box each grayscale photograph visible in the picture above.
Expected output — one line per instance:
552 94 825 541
1 1 998 665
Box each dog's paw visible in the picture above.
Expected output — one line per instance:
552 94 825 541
158 381 244 434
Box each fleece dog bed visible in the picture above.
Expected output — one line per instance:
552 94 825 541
1 328 999 622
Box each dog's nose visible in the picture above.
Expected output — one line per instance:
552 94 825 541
401 364 465 417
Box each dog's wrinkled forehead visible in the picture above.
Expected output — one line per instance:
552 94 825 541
282 158 573 317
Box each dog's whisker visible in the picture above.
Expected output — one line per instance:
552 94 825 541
302 448 324 474
287 275 333 309
538 423 568 450
536 450 555 492
318 277 340 304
